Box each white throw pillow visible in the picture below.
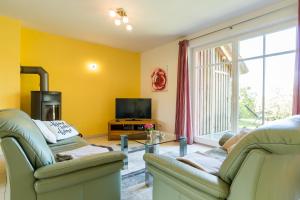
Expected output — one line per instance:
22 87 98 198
33 120 57 144
43 121 79 140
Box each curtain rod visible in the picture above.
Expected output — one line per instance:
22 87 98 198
188 5 292 41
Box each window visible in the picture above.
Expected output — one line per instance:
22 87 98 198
191 26 297 144
192 43 233 143
238 27 296 128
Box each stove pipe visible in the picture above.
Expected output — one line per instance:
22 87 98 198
20 66 49 91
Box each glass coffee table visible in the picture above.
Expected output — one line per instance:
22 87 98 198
120 131 187 186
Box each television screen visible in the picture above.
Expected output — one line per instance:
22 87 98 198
116 98 151 119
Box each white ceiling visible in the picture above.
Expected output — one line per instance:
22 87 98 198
0 0 282 52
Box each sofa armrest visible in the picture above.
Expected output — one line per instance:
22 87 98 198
34 161 123 194
144 153 229 199
34 151 126 179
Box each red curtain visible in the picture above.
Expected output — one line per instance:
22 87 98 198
175 40 192 144
293 1 300 114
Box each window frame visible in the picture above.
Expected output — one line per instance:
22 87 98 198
190 19 297 144
237 27 297 127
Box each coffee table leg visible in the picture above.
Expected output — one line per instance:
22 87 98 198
120 135 128 169
145 143 160 153
145 144 156 186
179 136 187 157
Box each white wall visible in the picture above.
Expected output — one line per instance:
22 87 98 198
141 0 297 134
141 41 178 133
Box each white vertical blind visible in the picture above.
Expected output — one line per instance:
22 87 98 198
193 45 232 137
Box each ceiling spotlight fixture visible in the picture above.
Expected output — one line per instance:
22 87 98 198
126 24 133 31
109 9 116 17
114 19 121 26
109 8 133 31
122 16 129 24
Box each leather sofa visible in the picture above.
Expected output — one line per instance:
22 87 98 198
0 109 126 200
144 116 300 200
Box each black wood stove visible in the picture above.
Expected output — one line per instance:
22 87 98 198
31 91 61 121
21 66 62 121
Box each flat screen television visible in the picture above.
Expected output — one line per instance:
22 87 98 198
116 98 151 120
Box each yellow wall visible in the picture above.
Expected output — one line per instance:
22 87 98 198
0 16 21 109
21 28 140 136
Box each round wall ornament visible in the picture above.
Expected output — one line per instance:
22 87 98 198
151 67 168 92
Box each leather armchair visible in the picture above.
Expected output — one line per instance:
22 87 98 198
144 116 300 200
0 109 126 200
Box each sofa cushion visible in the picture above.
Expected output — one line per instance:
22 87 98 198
223 128 251 153
43 121 79 140
220 115 300 183
0 109 55 168
205 147 228 161
218 132 234 146
49 136 88 155
33 119 57 144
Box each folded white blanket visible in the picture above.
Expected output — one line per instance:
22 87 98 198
57 145 110 159
176 151 223 175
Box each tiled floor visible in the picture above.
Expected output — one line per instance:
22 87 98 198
123 182 152 200
0 135 212 200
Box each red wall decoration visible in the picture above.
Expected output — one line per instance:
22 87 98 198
151 67 168 92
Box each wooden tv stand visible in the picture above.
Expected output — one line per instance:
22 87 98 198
108 119 157 140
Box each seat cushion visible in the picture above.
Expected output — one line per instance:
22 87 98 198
0 109 55 168
205 147 228 162
49 136 88 155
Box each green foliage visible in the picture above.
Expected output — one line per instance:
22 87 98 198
239 87 258 119
239 87 292 129
264 88 292 121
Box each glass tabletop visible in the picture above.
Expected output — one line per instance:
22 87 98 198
135 131 176 145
